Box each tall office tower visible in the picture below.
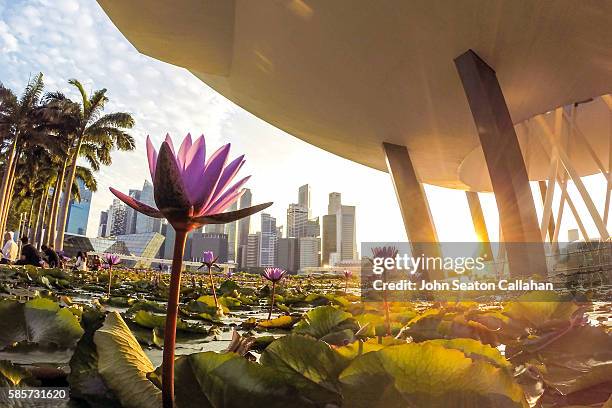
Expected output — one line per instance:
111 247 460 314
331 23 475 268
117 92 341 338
328 192 342 215
277 237 299 273
299 236 320 271
305 217 320 237
259 213 277 267
298 184 311 217
246 232 260 267
225 201 239 262
98 211 109 237
136 180 155 233
107 199 127 236
238 188 252 247
124 189 141 235
286 203 308 238
189 232 229 263
339 205 357 260
66 178 92 235
322 214 337 265
205 224 225 234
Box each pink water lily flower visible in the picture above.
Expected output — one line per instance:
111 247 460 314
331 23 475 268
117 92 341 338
103 253 121 266
110 133 271 231
263 267 286 283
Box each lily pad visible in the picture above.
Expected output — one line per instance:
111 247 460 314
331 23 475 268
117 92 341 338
339 342 527 408
93 311 162 408
257 315 297 330
293 306 358 339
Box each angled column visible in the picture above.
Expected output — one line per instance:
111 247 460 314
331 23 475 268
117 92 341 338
455 49 547 277
383 142 440 264
465 191 492 259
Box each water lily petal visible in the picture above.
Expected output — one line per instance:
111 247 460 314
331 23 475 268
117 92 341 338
210 155 245 201
201 175 250 215
109 187 164 218
177 133 192 171
146 135 158 181
193 202 273 225
183 135 207 201
193 144 231 211
204 188 245 216
153 142 192 214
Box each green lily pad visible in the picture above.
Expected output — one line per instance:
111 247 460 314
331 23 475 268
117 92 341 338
339 342 527 408
424 338 510 368
93 312 162 408
293 306 358 339
258 315 297 330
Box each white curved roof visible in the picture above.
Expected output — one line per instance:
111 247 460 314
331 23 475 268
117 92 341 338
98 0 612 191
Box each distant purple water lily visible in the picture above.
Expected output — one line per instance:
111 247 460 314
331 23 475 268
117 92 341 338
198 250 221 308
263 267 286 320
109 133 272 408
102 253 121 297
343 269 352 293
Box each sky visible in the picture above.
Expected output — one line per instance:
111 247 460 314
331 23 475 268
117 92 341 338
0 0 610 250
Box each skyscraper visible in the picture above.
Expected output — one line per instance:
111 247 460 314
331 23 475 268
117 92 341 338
107 199 127 236
286 203 308 238
325 193 357 264
328 192 342 215
238 188 252 246
298 184 311 217
246 232 260 267
299 236 320 270
124 189 141 235
259 213 276 267
98 211 108 237
225 201 239 262
66 179 92 236
136 180 156 233
277 237 299 273
322 214 337 265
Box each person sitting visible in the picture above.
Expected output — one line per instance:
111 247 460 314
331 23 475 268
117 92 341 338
15 236 42 266
41 244 60 268
90 255 101 271
0 231 18 264
74 251 88 272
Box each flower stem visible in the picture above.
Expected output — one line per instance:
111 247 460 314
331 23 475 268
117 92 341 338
207 266 219 308
107 267 112 297
345 278 348 294
267 281 276 320
162 229 187 408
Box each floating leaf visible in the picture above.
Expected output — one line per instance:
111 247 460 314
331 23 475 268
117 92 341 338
424 338 510 368
258 315 296 330
339 342 527 408
293 306 358 339
93 312 162 408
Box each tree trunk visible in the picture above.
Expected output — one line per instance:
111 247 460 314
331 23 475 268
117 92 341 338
0 146 20 236
46 168 65 245
34 189 47 249
55 139 82 250
26 195 36 240
0 136 19 234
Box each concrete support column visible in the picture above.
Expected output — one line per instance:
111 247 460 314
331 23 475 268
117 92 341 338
538 181 556 241
383 142 440 262
455 49 547 277
465 191 492 259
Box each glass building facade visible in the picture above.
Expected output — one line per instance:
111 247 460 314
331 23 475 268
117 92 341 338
66 179 92 236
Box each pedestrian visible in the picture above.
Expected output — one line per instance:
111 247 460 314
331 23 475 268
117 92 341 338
0 231 18 264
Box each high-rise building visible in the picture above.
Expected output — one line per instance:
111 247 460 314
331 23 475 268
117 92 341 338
124 189 141 235
205 224 225 234
107 199 127 236
98 211 108 237
238 188 252 247
189 232 228 263
277 237 299 273
136 180 156 233
259 213 276 267
66 178 92 236
325 193 357 263
305 217 320 237
322 214 337 266
328 192 342 215
339 205 357 260
225 201 239 262
299 236 320 271
287 203 308 238
298 184 311 217
246 232 260 267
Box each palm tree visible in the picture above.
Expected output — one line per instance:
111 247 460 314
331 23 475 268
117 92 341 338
52 79 134 250
0 73 46 236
